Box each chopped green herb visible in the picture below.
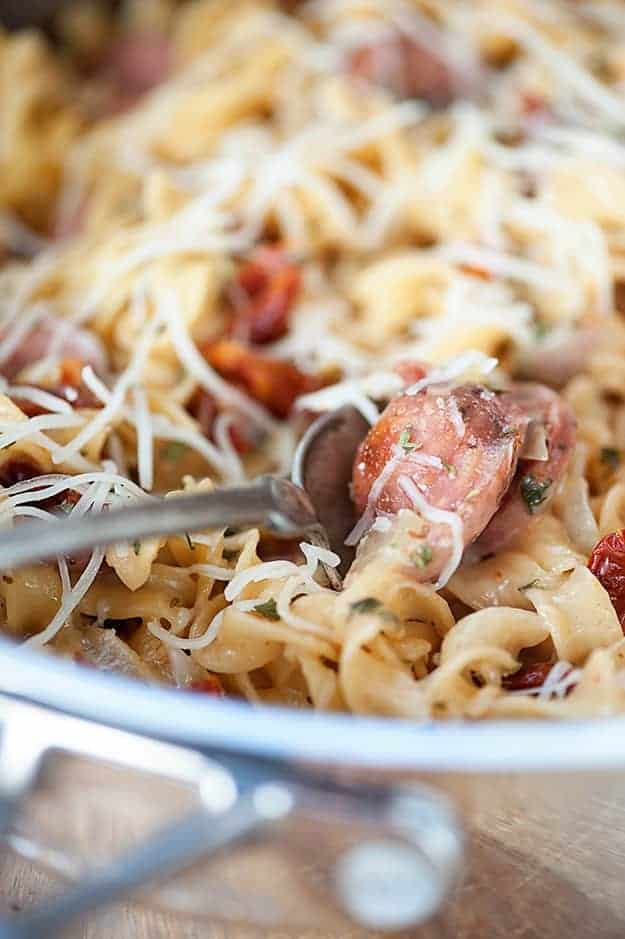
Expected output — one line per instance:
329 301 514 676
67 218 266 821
349 597 397 623
398 427 420 452
413 544 433 568
520 474 552 514
133 541 141 556
466 488 480 500
519 578 544 591
253 598 280 621
185 532 195 551
349 597 382 616
601 447 620 471
442 461 456 478
533 321 551 341
163 441 188 462
502 425 518 437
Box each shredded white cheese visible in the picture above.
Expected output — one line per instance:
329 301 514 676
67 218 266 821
398 474 464 588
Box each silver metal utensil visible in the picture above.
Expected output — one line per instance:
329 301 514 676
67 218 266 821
0 695 463 938
0 406 371 588
0 477 318 570
292 406 369 574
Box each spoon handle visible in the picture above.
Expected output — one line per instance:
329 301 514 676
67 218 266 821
0 477 318 570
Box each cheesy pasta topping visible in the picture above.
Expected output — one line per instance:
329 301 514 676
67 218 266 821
2 0 625 719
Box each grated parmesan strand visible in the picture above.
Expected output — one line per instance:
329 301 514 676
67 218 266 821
398 474 464 588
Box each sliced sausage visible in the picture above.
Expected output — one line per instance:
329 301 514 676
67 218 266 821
97 33 171 116
474 383 576 557
351 383 525 581
348 31 454 106
0 313 107 381
515 327 597 389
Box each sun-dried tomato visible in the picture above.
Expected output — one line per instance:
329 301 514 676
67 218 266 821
0 459 43 487
188 676 224 696
10 357 101 417
12 384 100 418
203 339 319 419
501 661 553 692
348 32 454 106
187 388 255 454
588 529 625 628
459 263 492 281
521 92 547 117
0 457 80 512
187 388 218 438
229 245 301 345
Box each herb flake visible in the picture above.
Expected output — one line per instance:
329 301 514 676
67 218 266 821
519 578 544 591
349 597 382 616
253 598 280 621
185 532 195 551
520 474 552 514
133 541 141 556
442 461 456 478
163 441 188 462
398 427 420 452
413 544 433 568
533 321 551 341
349 596 397 624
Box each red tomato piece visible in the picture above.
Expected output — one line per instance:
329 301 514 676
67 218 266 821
501 661 553 692
588 530 625 628
188 676 224 696
187 388 255 454
203 339 319 419
230 245 301 345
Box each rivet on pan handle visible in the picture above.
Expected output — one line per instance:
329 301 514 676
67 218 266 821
0 696 464 936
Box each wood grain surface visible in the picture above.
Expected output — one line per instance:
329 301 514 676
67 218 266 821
2 762 625 938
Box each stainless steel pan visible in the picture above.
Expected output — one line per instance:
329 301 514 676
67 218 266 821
1 636 625 938
2 2 625 934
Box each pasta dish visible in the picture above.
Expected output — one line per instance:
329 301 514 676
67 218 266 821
3 0 625 719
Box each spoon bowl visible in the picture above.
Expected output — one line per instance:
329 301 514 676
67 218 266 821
292 406 370 575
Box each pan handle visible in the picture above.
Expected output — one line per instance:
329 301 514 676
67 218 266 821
0 695 464 936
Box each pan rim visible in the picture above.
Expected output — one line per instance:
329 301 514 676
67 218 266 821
0 635 621 773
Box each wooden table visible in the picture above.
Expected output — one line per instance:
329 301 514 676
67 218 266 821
1 763 625 938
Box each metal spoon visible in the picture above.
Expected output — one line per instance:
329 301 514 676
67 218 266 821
0 407 369 587
292 406 369 575
0 477 339 590
0 477 321 570
0 479 343 591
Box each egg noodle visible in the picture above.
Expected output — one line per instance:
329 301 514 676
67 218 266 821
2 0 625 718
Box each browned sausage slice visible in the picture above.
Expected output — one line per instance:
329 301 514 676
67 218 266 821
473 383 576 557
348 31 454 106
98 33 171 116
351 383 525 582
